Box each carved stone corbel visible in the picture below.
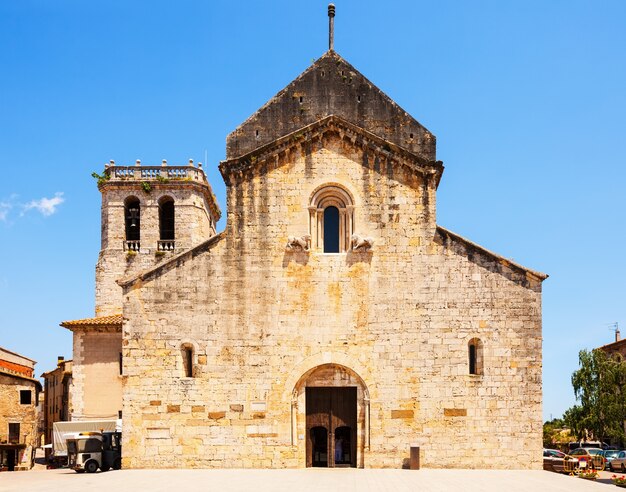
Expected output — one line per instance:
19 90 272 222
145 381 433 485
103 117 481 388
351 233 374 252
286 234 311 252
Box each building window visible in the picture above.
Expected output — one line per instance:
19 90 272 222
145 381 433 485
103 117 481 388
323 206 340 253
468 338 483 375
182 345 194 378
124 197 141 250
158 196 175 251
309 184 354 253
119 352 123 376
8 423 20 444
20 390 32 405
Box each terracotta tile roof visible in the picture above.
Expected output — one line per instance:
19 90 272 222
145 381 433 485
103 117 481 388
60 314 123 328
0 360 33 377
599 338 626 352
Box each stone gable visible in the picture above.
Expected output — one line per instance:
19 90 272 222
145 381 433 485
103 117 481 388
227 51 436 161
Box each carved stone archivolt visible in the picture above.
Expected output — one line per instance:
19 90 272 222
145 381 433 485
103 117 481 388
308 184 354 252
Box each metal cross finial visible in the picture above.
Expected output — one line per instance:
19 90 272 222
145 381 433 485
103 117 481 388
328 4 335 51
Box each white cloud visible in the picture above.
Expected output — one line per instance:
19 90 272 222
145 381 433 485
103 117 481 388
22 192 65 217
0 201 11 221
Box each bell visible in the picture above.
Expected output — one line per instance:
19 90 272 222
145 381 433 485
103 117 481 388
128 208 140 227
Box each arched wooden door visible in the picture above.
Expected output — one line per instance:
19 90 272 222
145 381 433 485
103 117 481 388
305 387 357 467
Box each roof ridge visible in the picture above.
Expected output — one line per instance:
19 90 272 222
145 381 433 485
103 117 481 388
436 225 548 282
118 231 226 289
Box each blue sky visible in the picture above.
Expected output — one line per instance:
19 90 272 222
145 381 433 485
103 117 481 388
0 0 624 421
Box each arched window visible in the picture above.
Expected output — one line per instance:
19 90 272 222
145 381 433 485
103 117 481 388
181 344 194 378
158 196 175 251
309 184 354 253
468 338 483 375
323 206 340 253
124 197 140 251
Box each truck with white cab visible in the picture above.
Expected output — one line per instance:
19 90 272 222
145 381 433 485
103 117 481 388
67 431 122 473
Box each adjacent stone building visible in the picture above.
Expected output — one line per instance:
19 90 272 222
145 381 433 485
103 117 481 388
41 357 73 450
63 10 546 470
0 347 41 471
599 327 625 358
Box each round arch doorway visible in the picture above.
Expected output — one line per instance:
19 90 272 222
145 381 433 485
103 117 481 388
292 364 370 468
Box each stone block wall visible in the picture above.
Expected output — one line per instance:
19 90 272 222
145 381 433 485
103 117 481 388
120 132 543 469
71 330 122 420
0 373 39 469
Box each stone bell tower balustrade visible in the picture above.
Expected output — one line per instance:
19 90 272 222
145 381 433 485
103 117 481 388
103 159 209 184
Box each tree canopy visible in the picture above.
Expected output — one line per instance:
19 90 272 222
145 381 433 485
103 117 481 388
564 349 626 444
543 417 573 448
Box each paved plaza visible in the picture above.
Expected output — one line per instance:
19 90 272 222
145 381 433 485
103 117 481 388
0 468 620 492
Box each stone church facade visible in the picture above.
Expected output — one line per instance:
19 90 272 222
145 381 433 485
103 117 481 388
63 41 546 469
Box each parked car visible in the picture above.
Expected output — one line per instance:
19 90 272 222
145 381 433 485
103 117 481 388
543 449 578 473
568 441 603 451
608 450 626 472
603 449 621 466
569 447 605 470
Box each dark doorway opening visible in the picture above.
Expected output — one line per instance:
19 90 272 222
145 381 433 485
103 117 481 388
334 425 352 466
305 387 357 467
310 426 328 467
7 449 16 471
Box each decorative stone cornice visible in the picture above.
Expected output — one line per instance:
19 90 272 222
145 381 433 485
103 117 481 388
220 115 444 188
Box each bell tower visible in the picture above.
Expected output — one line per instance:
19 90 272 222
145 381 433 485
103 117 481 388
94 159 221 316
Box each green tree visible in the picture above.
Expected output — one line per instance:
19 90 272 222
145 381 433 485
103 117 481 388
563 405 585 440
566 349 626 444
543 417 566 448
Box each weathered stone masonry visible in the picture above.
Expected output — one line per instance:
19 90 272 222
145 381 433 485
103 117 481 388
115 49 546 469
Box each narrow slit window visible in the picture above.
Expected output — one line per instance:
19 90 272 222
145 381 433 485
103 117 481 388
468 338 483 375
182 345 194 378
